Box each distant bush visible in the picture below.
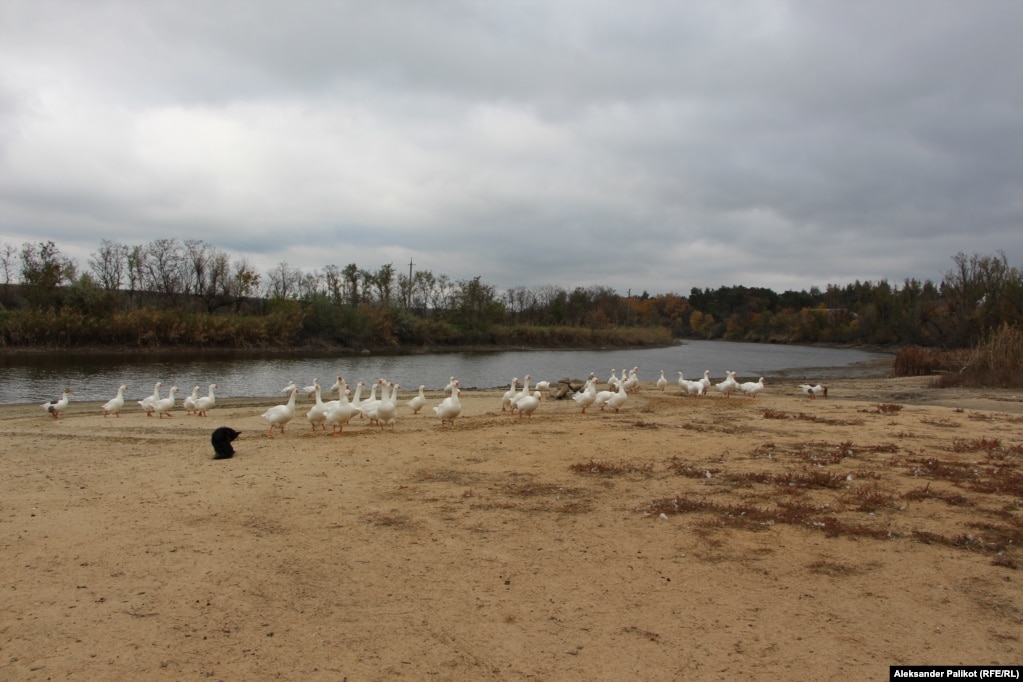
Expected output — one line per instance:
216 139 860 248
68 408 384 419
900 324 1023 388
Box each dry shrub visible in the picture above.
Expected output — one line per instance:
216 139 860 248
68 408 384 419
570 459 655 476
893 345 966 377
933 324 1023 388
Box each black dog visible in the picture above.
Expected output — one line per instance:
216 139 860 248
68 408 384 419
211 427 241 460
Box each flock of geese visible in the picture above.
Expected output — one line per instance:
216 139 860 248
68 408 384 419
40 369 830 434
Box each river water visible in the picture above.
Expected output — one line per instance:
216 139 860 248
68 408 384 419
1 340 891 405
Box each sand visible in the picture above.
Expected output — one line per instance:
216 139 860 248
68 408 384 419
2 372 1021 680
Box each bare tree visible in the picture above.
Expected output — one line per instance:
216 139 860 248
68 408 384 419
89 239 129 292
266 261 302 299
0 241 17 306
143 238 186 302
323 264 344 304
299 268 325 299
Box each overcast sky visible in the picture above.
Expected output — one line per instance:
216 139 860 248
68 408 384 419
2 1 1022 296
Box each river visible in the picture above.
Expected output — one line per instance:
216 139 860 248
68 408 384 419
1 340 891 405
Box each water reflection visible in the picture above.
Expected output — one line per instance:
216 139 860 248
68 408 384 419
0 340 890 405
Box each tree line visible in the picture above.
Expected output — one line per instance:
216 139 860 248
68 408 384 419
1 238 1020 350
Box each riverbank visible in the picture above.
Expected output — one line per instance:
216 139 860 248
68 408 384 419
2 373 1020 679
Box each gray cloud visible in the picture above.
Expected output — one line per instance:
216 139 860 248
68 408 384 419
3 0 1022 295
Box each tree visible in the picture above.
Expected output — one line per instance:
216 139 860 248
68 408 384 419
20 241 77 308
0 241 17 306
265 261 302 300
225 257 261 312
89 239 129 293
940 251 1016 346
373 263 395 305
143 238 186 303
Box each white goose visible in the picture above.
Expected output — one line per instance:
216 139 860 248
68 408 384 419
656 370 668 392
262 387 300 436
195 384 217 417
374 382 400 431
699 370 712 394
606 377 628 413
799 383 828 400
359 379 388 424
443 377 458 394
501 377 520 412
684 373 706 396
325 381 363 435
572 377 598 414
516 391 542 419
593 386 615 411
406 385 427 414
306 382 330 431
624 367 640 392
740 377 766 398
43 388 73 419
183 385 201 415
102 384 128 418
509 374 532 413
715 371 739 398
138 382 163 416
433 382 462 427
152 386 179 418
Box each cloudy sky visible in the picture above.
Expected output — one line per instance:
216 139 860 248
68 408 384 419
2 1 1022 296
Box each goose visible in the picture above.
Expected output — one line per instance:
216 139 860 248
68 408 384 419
509 374 533 413
195 384 217 417
281 380 298 394
306 382 330 431
799 383 828 400
43 388 73 419
443 376 458 394
183 385 202 415
302 379 319 396
325 381 363 435
740 377 766 398
607 369 619 388
406 385 427 414
656 370 668 392
102 384 128 418
606 377 629 413
374 382 400 431
501 377 520 412
699 370 712 394
433 382 462 427
534 380 551 394
262 387 300 436
715 371 739 398
516 391 542 419
593 386 615 411
624 367 640 392
572 377 598 414
138 382 163 416
152 386 179 418
323 376 348 412
359 379 386 424
431 384 464 427
677 371 703 396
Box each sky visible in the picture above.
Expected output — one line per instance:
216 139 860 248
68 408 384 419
2 1 1023 296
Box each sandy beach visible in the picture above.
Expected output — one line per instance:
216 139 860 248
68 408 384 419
2 371 1021 680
